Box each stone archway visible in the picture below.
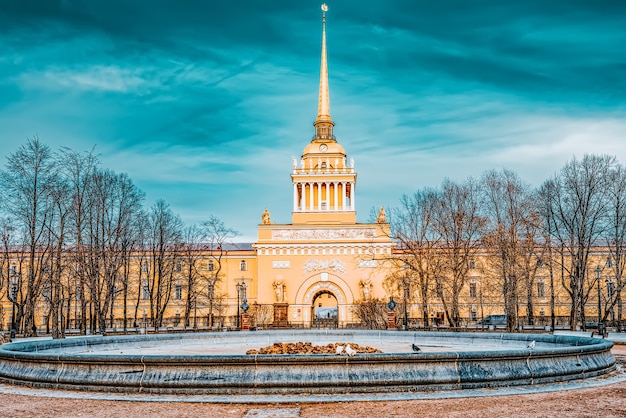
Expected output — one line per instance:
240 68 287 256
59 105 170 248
311 289 338 327
293 272 354 326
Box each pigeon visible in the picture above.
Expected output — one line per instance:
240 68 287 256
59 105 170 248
527 340 536 350
345 344 356 357
412 344 421 353
335 345 344 355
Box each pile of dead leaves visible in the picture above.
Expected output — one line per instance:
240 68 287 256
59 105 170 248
246 341 382 355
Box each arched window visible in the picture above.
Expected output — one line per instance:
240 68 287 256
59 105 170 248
240 260 247 271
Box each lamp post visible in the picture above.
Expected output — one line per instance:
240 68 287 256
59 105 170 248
207 279 215 328
236 282 242 328
193 292 198 329
9 274 18 339
236 280 247 329
402 277 410 330
595 265 603 336
607 277 615 325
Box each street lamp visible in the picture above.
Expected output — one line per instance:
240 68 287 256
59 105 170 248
595 265 603 336
402 277 410 330
235 280 247 329
207 279 215 328
236 282 242 328
9 274 18 339
606 277 615 325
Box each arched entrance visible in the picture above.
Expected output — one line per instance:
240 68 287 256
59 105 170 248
293 272 354 328
311 290 338 328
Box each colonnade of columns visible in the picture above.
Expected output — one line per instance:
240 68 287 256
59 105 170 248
292 181 355 211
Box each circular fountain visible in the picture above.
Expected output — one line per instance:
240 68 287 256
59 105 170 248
0 330 616 395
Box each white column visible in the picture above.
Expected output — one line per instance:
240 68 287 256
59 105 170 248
317 182 322 211
324 182 329 210
333 182 338 211
342 182 346 209
309 182 314 211
351 181 355 210
293 183 298 211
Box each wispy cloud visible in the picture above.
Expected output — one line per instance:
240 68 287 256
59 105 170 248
1 1 625 240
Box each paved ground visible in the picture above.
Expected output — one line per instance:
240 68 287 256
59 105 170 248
0 345 624 417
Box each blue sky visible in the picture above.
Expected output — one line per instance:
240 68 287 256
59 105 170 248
1 1 625 241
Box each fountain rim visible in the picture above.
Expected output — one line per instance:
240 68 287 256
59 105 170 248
0 329 614 362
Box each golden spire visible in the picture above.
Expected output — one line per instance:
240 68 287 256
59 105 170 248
314 3 335 141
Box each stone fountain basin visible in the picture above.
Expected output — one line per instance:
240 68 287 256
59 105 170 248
0 330 616 395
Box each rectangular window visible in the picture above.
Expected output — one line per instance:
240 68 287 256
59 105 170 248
469 282 477 298
468 258 476 269
537 280 546 298
141 262 150 273
606 257 613 268
208 261 215 271
174 262 182 273
174 284 182 300
240 261 247 271
142 281 150 300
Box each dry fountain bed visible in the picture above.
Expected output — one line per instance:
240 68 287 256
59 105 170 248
1 346 624 418
245 341 382 355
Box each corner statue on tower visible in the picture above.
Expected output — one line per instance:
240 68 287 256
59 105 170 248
377 206 387 223
261 208 271 225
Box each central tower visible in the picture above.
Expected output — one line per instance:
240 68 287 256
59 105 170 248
291 3 357 225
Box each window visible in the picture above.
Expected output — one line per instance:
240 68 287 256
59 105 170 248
536 258 544 268
469 282 477 298
174 283 182 300
208 261 215 271
174 262 182 273
470 310 477 321
10 265 17 274
142 281 150 300
606 257 613 268
43 284 51 301
468 258 476 269
240 260 247 271
537 279 545 298
141 262 150 273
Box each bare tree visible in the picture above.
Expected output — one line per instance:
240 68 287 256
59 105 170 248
604 164 626 327
60 147 99 334
432 178 485 328
391 189 441 327
540 154 614 330
481 169 542 332
180 225 207 328
145 200 183 330
0 137 56 337
353 298 388 329
200 215 238 328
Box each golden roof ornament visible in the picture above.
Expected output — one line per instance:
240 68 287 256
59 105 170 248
314 3 334 140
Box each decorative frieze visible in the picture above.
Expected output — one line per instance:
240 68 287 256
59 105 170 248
303 258 346 273
358 260 377 268
272 228 376 240
272 260 291 269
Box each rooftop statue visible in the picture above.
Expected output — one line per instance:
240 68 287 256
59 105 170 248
377 206 386 223
262 208 271 225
